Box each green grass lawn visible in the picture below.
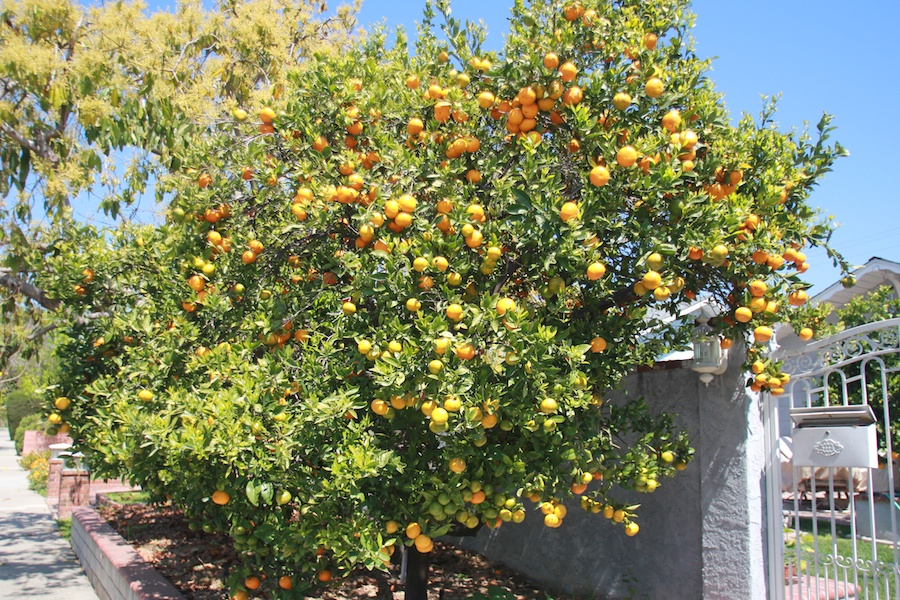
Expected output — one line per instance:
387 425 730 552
786 518 899 597
103 490 152 504
57 518 71 541
788 518 898 566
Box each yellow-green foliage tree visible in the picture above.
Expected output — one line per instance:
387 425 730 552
38 0 848 598
0 0 359 366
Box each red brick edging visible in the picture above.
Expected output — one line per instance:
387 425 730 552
70 506 185 600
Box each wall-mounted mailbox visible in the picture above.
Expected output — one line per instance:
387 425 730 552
790 405 878 468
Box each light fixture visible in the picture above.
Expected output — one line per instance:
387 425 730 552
691 317 728 386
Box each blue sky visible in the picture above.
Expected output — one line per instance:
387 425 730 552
352 0 900 292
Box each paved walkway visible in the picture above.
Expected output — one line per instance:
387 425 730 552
0 427 98 598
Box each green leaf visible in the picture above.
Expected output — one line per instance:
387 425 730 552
246 480 260 506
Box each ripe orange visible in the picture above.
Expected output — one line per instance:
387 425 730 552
198 173 212 188
559 61 578 82
496 297 516 315
661 109 681 133
398 194 417 213
562 86 583 105
590 336 607 353
244 576 261 590
188 275 205 292
767 254 785 270
414 534 434 553
446 303 464 321
612 92 632 110
211 490 230 505
734 307 753 323
748 280 767 297
587 262 606 280
405 522 421 539
407 118 424 136
616 145 638 167
465 230 484 248
449 457 466 473
543 52 560 69
644 77 664 98
434 101 451 123
624 522 640 537
589 165 610 187
279 576 293 590
798 327 813 341
317 570 332 583
477 91 495 109
559 201 579 222
259 107 276 124
643 32 658 50
754 326 773 343
788 290 808 306
641 270 662 290
456 343 476 360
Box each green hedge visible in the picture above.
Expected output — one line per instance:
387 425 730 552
13 413 44 455
5 388 43 445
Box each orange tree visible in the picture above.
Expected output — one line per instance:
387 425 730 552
41 0 848 597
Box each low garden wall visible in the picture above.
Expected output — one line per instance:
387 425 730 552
21 430 72 455
70 506 185 600
452 346 768 599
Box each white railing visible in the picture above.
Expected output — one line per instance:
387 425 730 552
767 319 900 600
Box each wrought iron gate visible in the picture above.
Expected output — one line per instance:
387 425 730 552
765 319 900 599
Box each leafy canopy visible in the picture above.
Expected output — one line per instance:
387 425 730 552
38 0 848 596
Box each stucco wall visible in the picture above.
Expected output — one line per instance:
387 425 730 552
452 345 767 599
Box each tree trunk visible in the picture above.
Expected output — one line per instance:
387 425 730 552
403 545 430 600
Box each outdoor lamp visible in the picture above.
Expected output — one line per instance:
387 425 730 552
691 317 728 386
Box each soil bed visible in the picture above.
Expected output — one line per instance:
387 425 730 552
96 500 563 600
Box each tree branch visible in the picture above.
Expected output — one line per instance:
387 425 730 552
0 269 59 310
0 121 40 155
0 122 61 165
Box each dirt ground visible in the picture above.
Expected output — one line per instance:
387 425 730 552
96 500 564 600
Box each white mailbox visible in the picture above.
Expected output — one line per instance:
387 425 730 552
790 405 879 469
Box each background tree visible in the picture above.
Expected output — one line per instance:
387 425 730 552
0 0 360 367
37 0 849 598
828 285 900 452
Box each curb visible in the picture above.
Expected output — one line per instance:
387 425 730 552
70 506 185 600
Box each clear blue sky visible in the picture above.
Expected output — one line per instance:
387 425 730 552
353 0 900 293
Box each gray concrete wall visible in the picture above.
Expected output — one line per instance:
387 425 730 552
452 345 768 599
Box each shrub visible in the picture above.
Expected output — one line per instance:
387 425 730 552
5 388 43 443
20 449 50 496
13 413 44 455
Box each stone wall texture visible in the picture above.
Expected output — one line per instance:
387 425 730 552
453 346 767 599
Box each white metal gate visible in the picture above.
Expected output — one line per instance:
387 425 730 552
765 319 900 599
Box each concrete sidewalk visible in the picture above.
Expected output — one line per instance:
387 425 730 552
0 427 98 598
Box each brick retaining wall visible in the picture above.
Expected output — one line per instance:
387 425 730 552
21 430 72 455
70 506 185 600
